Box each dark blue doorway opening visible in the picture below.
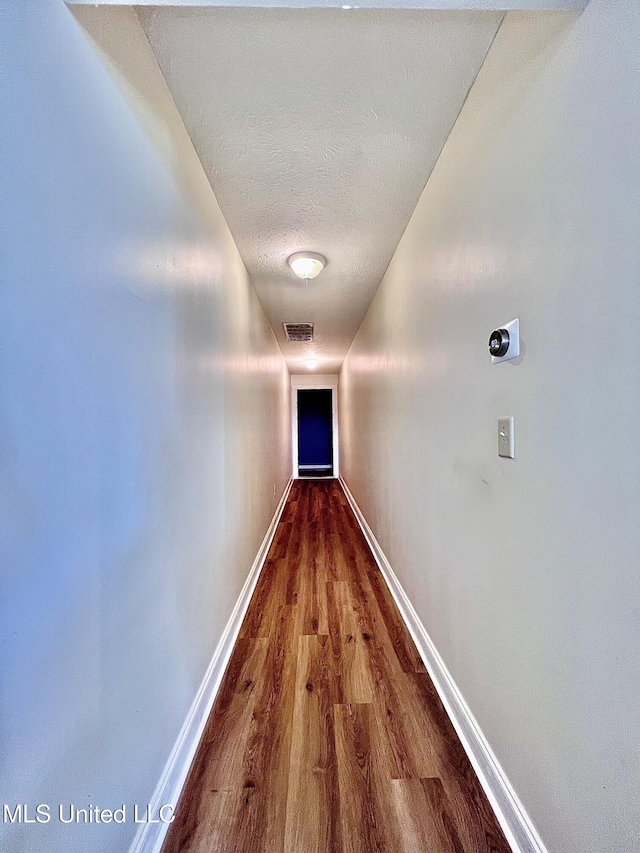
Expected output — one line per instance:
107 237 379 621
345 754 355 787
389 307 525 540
297 389 333 478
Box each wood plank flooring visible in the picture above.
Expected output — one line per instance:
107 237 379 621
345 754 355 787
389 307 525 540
162 480 511 853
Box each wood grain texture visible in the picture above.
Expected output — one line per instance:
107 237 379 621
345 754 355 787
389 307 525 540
162 480 511 853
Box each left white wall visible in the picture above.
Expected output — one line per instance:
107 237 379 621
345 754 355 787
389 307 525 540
0 4 290 852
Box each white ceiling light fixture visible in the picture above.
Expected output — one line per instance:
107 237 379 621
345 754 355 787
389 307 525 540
288 252 326 281
305 359 318 370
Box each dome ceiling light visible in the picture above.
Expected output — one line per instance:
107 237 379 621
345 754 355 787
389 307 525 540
287 252 326 281
305 359 318 370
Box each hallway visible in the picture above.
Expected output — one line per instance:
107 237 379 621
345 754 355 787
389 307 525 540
163 480 509 853
4 3 639 852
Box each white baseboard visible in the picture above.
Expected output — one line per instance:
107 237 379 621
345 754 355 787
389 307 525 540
339 476 548 853
128 478 294 853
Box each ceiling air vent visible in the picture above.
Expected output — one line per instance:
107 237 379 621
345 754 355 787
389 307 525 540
283 323 314 342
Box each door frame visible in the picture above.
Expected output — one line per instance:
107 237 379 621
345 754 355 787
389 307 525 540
292 384 339 479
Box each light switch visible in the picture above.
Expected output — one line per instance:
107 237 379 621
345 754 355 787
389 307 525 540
498 417 515 459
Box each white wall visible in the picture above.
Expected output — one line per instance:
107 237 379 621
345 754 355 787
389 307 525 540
340 3 640 851
291 373 340 387
0 4 290 852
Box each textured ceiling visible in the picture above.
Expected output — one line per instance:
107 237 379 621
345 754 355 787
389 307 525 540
139 8 502 373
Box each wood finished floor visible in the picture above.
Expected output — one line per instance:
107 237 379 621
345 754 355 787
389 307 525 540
163 480 511 853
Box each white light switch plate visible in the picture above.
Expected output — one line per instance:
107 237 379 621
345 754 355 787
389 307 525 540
498 417 515 458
